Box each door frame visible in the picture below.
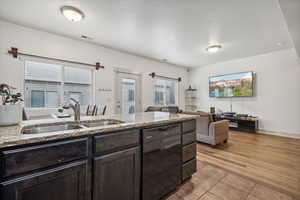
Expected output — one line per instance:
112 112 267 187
114 69 142 114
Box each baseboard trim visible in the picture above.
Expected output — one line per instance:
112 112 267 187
258 129 300 139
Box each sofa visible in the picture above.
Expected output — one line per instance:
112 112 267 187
145 106 180 113
181 111 229 146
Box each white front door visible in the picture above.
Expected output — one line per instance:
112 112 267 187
115 72 141 114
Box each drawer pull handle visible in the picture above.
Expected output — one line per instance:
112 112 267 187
158 127 169 131
158 125 177 132
146 136 153 139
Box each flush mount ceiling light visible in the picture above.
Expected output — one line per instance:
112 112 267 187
61 6 84 22
206 45 222 53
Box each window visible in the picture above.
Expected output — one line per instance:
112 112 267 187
121 79 136 114
31 90 45 107
63 84 91 105
25 80 61 108
29 90 60 108
128 89 134 101
24 61 93 108
46 91 60 107
154 78 178 105
63 66 92 105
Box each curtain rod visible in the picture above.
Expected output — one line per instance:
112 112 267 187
114 69 141 76
149 72 181 82
8 47 104 70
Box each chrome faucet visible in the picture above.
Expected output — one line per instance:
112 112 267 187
63 98 81 122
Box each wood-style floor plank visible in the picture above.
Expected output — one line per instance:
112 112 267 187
197 131 300 199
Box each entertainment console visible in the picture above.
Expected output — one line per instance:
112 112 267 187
214 114 258 133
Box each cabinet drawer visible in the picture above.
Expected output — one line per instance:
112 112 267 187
182 158 197 181
182 131 196 146
1 138 88 178
182 142 196 163
94 129 140 155
1 160 88 200
143 124 181 143
182 120 196 133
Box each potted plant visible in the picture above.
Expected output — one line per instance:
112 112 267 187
0 83 23 126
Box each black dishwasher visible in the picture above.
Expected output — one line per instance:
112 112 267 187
142 124 181 200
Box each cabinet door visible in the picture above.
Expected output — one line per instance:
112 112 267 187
93 147 140 200
0 160 88 200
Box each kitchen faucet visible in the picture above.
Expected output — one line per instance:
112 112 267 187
63 98 81 122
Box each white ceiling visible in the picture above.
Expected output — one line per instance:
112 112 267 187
278 0 300 57
0 0 296 67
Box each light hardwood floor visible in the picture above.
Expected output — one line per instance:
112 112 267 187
167 131 300 200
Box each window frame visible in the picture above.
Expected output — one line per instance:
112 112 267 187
153 77 179 106
23 60 95 109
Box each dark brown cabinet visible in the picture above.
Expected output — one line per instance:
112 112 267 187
182 142 197 163
0 160 88 200
181 120 197 181
93 129 139 155
182 159 197 180
142 123 182 200
1 138 88 178
93 147 140 200
0 121 197 200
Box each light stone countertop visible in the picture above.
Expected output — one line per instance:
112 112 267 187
0 112 198 149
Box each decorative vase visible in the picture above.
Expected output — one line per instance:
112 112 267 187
0 104 22 126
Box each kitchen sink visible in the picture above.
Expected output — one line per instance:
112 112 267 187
81 119 124 128
21 119 124 134
21 123 85 134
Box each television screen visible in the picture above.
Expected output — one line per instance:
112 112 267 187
209 72 253 97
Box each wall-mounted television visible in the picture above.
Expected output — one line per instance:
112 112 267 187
209 71 254 98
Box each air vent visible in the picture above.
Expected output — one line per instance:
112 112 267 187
80 35 93 40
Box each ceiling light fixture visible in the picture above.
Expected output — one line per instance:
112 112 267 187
61 6 84 22
206 45 222 53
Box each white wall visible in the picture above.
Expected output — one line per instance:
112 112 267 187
189 48 300 136
0 20 189 116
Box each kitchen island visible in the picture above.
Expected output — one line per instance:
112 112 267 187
0 112 198 200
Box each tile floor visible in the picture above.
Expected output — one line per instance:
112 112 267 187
166 159 295 200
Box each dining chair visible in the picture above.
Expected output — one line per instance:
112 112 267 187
86 105 97 116
94 105 107 115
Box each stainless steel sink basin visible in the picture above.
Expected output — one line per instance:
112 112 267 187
21 123 84 134
21 119 124 134
81 119 124 128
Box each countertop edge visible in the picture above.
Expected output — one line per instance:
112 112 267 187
0 113 198 149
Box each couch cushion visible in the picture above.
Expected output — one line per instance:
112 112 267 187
197 111 213 123
182 111 213 123
146 106 179 113
145 106 162 112
166 106 179 113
